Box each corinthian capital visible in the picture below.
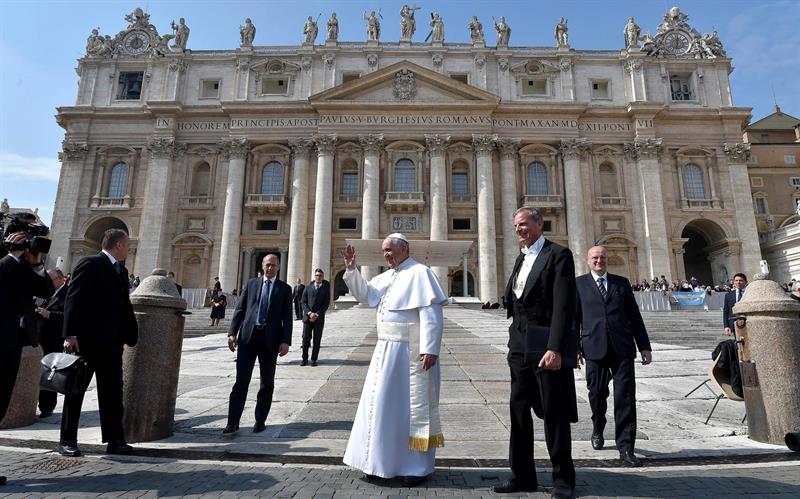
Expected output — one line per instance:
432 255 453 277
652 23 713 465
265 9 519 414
148 137 187 159
217 137 250 160
425 134 451 157
472 134 497 155
559 138 591 160
288 138 314 156
59 140 89 161
313 134 338 156
358 133 384 154
723 142 751 163
632 137 663 160
496 138 521 160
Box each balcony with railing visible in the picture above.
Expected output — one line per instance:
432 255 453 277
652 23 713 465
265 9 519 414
180 195 215 209
336 193 361 205
384 191 425 212
595 196 628 209
244 193 289 214
680 198 722 210
449 194 476 205
91 196 131 210
521 194 563 213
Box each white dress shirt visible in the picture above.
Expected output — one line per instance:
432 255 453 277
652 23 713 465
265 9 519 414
513 236 546 299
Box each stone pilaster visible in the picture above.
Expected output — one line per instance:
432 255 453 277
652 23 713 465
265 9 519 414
630 138 671 281
473 134 498 302
135 137 186 277
724 142 761 276
497 138 520 280
560 138 591 273
359 134 384 280
287 138 313 285
623 143 649 281
310 134 337 278
217 138 250 292
48 140 90 271
426 134 451 287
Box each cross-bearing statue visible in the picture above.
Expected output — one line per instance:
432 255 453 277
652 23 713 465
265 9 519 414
399 4 420 40
327 12 339 41
494 16 511 47
85 28 105 56
303 16 319 44
700 30 725 58
429 12 444 43
623 17 641 48
555 16 569 47
171 17 190 50
240 18 256 47
364 10 381 41
468 16 484 45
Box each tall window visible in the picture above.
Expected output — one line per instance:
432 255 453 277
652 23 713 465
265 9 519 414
107 162 128 198
452 172 469 195
260 161 284 194
682 164 705 199
394 159 416 192
526 161 548 195
341 172 358 195
190 162 211 196
598 163 619 197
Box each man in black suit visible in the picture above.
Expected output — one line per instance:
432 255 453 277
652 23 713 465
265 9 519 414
292 278 305 321
60 228 138 457
575 246 651 467
0 229 54 486
167 271 182 296
723 273 747 336
35 268 68 418
301 269 330 366
494 207 578 499
224 253 292 434
715 272 747 397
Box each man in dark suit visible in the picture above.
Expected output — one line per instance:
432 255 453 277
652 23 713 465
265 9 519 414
224 253 292 434
301 269 330 366
723 273 747 335
167 271 182 296
494 207 578 499
60 228 138 457
292 278 305 321
35 268 68 418
575 245 651 467
0 229 54 486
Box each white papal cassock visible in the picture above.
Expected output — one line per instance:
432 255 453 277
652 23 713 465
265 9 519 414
343 257 448 478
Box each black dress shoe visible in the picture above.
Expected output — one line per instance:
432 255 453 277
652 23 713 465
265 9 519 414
591 433 604 450
492 479 537 493
106 440 133 455
551 486 575 499
39 410 54 418
401 475 427 487
222 423 239 435
58 443 82 457
301 360 308 366
253 422 266 433
311 360 318 367
1 475 7 485
619 450 643 467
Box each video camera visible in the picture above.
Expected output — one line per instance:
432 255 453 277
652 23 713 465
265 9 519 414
0 212 52 254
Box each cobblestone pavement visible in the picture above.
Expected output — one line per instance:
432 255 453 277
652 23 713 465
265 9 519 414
1 447 798 498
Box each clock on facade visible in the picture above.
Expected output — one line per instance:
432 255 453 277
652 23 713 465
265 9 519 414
663 31 691 55
123 31 150 55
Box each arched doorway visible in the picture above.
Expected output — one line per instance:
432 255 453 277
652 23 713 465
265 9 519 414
680 219 728 287
85 216 129 248
334 269 349 299
75 216 131 272
451 270 475 297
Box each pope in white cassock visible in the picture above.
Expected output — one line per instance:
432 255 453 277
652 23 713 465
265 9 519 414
342 233 448 486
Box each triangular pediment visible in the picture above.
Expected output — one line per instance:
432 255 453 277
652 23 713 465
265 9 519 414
310 60 499 109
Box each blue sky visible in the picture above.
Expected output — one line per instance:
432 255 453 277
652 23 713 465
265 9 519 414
1 0 798 226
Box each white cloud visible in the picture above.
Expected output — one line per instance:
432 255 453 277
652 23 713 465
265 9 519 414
0 151 61 181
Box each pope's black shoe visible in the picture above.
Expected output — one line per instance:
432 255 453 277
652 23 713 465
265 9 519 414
551 486 575 499
253 422 267 433
492 479 537 493
58 442 82 457
619 450 643 467
591 433 604 450
106 440 133 455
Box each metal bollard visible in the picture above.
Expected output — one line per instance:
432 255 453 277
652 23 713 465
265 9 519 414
733 274 800 445
123 268 188 442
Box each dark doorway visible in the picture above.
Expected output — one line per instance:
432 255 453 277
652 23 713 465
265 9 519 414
451 270 475 297
681 227 713 285
334 269 348 299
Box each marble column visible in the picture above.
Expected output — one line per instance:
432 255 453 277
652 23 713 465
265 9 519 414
310 134 337 278
217 138 250 292
632 138 672 281
473 134 498 302
724 143 762 276
462 253 469 297
560 138 591 274
136 137 186 277
623 144 649 281
426 134 451 287
287 138 313 285
497 138 520 279
279 247 289 281
359 134 384 280
48 141 89 272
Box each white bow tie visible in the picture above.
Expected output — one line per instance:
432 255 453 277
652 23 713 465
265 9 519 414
521 246 536 255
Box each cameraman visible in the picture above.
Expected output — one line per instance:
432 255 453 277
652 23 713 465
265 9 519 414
0 229 55 486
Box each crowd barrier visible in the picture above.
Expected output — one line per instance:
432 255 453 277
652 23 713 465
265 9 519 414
632 290 726 311
180 289 239 310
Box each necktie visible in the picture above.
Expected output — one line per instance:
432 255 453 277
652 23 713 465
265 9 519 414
597 277 608 301
258 280 271 325
737 289 742 302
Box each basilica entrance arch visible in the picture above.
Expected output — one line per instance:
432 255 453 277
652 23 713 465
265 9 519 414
72 216 131 273
450 270 475 297
679 219 729 287
333 269 348 300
